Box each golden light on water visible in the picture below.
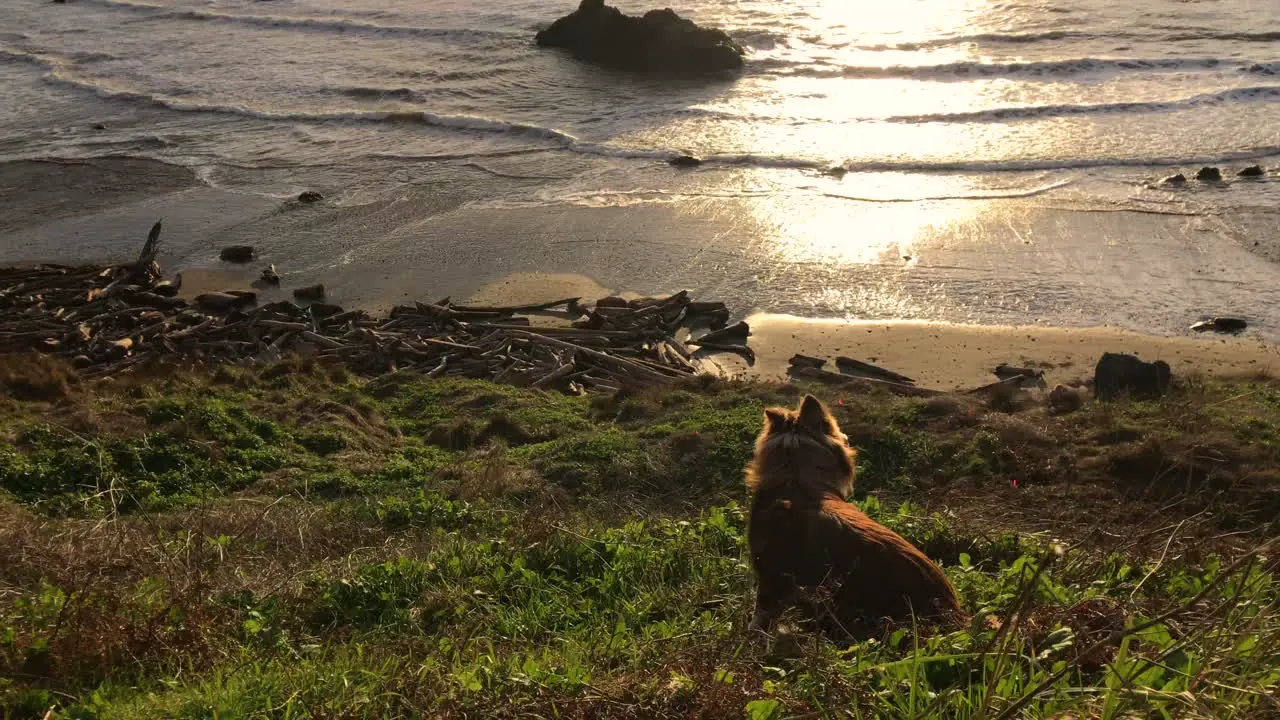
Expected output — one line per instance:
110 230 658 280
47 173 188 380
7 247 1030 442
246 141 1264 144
744 178 986 266
708 0 1036 269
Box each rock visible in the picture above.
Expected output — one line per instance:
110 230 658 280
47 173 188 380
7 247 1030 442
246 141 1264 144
91 122 106 130
596 296 629 309
293 284 325 301
1048 384 1082 414
298 190 324 203
669 155 702 168
71 355 93 369
1191 317 1247 334
219 245 256 263
824 166 848 178
1238 165 1266 178
535 0 745 74
1161 173 1186 186
1195 167 1222 182
1093 352 1171 401
196 292 254 312
261 264 280 285
152 280 180 297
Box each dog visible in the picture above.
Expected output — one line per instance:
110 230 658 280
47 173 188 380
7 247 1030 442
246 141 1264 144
745 394 961 639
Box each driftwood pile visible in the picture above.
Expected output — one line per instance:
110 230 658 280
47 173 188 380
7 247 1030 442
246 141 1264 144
0 222 749 393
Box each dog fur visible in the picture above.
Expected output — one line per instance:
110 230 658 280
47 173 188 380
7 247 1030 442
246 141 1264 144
745 394 961 639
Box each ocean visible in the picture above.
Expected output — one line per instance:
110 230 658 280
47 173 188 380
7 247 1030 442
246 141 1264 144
3 0 1280 337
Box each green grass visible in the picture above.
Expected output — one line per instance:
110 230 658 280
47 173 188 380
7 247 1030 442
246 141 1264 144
0 359 1278 718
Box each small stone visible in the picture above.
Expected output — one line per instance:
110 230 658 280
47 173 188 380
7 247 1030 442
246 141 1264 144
293 283 325 301
71 355 93 369
668 155 702 168
825 166 848 178
91 122 106 130
298 190 324 203
1161 173 1186 185
261 264 280 285
1191 317 1247 334
219 245 256 263
1195 167 1222 182
1238 165 1265 177
152 280 180 297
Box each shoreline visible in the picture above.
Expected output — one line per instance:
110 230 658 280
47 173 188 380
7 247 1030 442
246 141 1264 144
4 155 1280 368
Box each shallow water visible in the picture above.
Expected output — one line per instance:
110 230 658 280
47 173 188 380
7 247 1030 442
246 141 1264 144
3 0 1280 336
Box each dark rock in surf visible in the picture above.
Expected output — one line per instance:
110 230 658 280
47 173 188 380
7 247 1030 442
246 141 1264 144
91 123 107 130
298 190 324 203
1238 165 1266 178
219 245 256 263
1191 317 1247 334
1195 167 1222 182
1160 173 1186 186
669 155 702 168
536 0 745 74
261 264 280 286
1093 352 1171 401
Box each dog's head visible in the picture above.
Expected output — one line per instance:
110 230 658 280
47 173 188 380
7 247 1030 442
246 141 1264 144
747 394 856 498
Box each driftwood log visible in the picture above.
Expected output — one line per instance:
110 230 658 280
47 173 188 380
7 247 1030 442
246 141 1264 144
0 223 751 394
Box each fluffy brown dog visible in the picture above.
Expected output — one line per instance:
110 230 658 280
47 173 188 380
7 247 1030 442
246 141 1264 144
746 394 961 639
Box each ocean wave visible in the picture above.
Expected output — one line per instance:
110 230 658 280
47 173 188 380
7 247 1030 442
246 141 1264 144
327 86 421 101
754 56 1240 80
732 29 790 50
878 30 1100 51
832 149 1280 174
887 85 1280 123
82 0 519 42
1160 30 1280 43
11 45 1280 178
823 179 1072 203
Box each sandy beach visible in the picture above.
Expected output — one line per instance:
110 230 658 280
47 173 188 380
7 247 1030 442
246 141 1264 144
741 314 1280 390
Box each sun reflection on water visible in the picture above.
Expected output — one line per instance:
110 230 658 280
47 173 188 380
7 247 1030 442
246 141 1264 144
709 0 1038 268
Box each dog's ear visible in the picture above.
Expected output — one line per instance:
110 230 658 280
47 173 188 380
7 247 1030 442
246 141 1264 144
797 394 831 433
763 408 788 431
